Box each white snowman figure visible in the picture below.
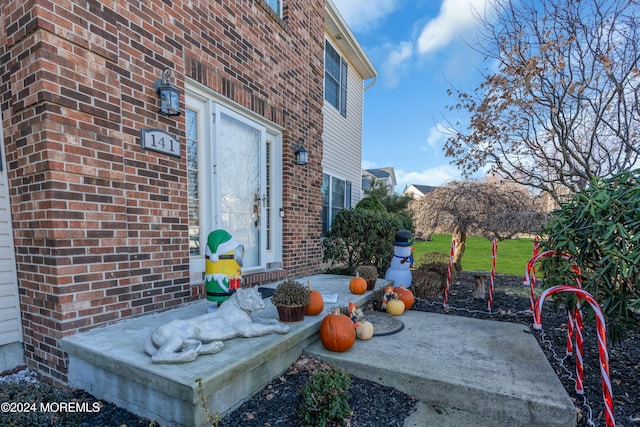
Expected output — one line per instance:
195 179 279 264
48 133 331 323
384 230 414 288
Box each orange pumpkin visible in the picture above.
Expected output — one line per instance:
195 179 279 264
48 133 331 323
305 281 324 315
349 275 367 295
394 286 414 310
320 309 356 352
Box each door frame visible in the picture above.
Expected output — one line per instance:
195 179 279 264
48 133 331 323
185 83 283 278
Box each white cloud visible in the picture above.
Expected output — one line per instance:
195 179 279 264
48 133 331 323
361 159 378 170
332 0 400 33
380 41 413 87
396 165 461 191
423 126 446 151
417 0 489 55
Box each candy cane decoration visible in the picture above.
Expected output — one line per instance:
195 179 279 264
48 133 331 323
533 286 614 427
488 238 497 312
574 306 584 394
524 250 582 311
522 236 541 286
524 250 584 391
443 238 456 307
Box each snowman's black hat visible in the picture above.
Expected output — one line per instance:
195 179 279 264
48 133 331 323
393 230 413 246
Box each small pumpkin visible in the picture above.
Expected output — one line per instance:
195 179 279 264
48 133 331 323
320 308 356 352
305 281 324 315
394 286 414 310
349 275 367 295
386 298 405 316
356 320 374 340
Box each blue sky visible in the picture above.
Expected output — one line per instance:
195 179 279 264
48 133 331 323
332 0 491 193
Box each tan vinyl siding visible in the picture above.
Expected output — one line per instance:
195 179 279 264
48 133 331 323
0 125 21 346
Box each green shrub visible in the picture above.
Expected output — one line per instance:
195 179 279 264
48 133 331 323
541 169 640 342
392 210 414 234
355 196 387 212
323 209 403 275
298 368 351 427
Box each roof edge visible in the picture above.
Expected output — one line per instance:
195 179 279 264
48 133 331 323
324 0 377 80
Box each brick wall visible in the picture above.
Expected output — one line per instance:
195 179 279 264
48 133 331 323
0 0 324 384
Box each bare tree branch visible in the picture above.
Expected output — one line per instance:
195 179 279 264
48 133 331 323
443 0 640 203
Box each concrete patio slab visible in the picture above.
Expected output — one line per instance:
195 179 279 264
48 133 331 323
305 310 577 427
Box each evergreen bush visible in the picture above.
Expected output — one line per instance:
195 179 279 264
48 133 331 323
322 209 403 275
355 196 387 212
541 169 640 342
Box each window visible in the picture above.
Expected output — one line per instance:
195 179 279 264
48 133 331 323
186 108 200 256
322 174 352 234
265 0 281 17
324 41 348 117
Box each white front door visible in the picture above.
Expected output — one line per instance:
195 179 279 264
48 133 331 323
186 88 280 278
213 104 266 271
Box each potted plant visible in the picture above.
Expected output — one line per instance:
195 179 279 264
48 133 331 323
358 266 378 291
271 279 310 323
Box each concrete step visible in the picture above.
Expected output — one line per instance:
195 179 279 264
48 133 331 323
304 310 577 427
61 274 383 427
405 401 507 427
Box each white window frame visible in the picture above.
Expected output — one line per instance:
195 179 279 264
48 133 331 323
324 39 348 117
322 173 352 235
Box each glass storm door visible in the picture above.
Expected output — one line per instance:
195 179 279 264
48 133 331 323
214 103 266 270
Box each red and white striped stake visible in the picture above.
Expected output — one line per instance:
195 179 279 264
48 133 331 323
488 238 497 312
443 238 456 307
524 250 585 390
524 250 582 311
574 306 584 394
533 286 615 427
522 236 541 286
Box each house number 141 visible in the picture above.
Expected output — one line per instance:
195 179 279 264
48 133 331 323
140 128 181 158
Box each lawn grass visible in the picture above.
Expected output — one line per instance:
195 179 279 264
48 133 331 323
413 234 535 277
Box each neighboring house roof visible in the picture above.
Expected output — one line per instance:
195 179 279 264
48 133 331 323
365 168 390 179
363 167 396 183
411 184 437 195
362 167 397 193
325 0 377 80
403 184 438 199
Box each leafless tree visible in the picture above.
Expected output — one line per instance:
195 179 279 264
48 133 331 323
410 180 547 270
443 0 640 203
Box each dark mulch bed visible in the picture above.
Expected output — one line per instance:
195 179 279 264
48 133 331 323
2 272 639 426
217 355 416 427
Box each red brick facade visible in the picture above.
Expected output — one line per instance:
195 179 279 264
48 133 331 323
0 0 324 384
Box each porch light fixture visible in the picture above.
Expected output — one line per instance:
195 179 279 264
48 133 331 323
294 138 308 165
154 67 181 116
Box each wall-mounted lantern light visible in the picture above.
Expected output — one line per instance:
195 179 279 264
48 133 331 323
294 138 308 165
154 67 181 117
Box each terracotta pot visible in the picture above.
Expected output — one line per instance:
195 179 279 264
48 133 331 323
276 305 305 323
366 279 376 291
